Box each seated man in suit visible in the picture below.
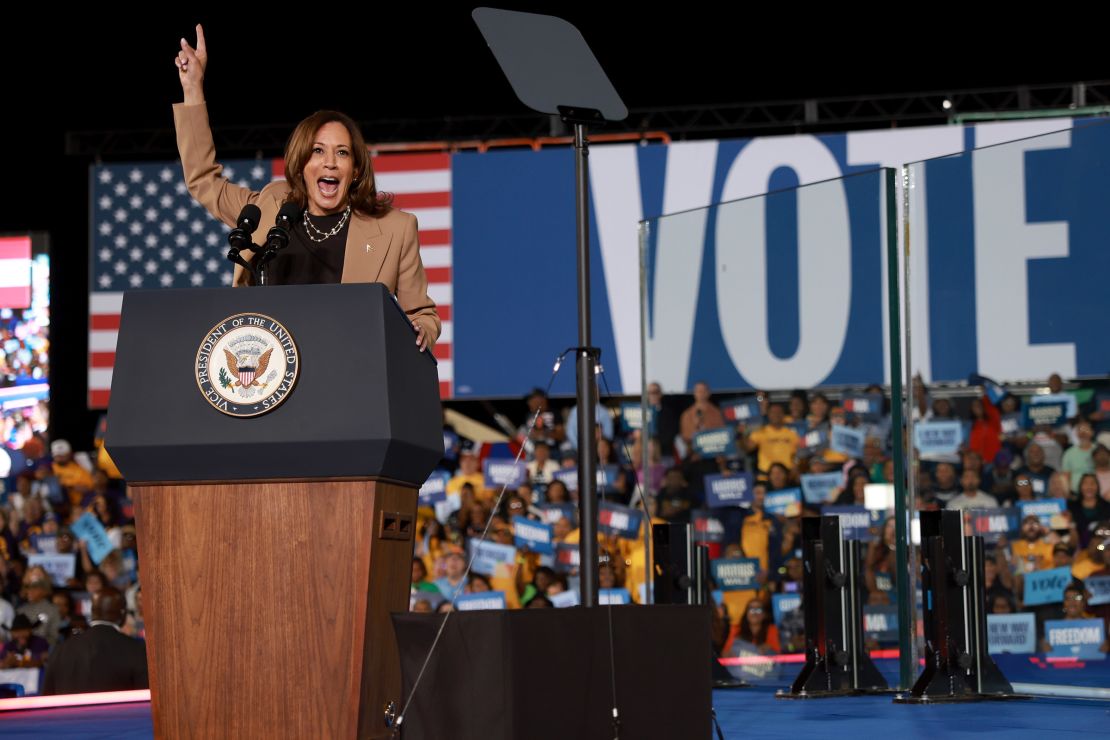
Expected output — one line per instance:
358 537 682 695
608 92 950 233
42 587 148 695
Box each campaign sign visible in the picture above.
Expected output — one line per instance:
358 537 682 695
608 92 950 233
456 591 507 611
598 501 642 539
1000 413 1025 436
771 593 802 626
712 558 761 591
513 516 554 555
483 459 527 489
71 512 113 565
552 468 579 493
721 398 761 424
863 605 899 642
597 465 621 494
1024 402 1068 429
822 506 873 541
829 425 865 458
418 471 450 506
1018 499 1066 528
1022 566 1073 606
27 553 76 587
550 590 580 608
539 503 577 528
914 421 963 456
29 534 58 554
800 428 828 452
599 588 632 605
691 511 725 544
1029 392 1078 419
842 393 883 422
1044 619 1106 660
554 542 580 573
554 466 620 493
801 472 842 504
763 488 802 516
986 613 1037 654
1086 575 1110 606
968 508 1020 545
693 427 733 457
704 472 754 508
620 403 643 431
467 540 518 577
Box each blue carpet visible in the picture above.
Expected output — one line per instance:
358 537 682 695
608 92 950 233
3 687 1109 739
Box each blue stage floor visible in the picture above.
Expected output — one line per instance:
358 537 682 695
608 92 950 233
3 688 1109 739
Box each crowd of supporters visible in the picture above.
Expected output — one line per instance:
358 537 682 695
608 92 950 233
3 372 1108 696
412 373 1110 663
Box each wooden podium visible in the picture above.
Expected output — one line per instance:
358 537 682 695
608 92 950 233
106 284 442 739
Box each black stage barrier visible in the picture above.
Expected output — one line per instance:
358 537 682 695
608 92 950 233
393 606 712 739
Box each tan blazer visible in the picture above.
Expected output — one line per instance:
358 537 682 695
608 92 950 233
173 102 441 346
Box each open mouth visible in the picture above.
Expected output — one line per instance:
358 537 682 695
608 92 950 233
317 177 340 197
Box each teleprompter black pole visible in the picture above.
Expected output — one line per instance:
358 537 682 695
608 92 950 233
573 121 599 608
470 8 628 609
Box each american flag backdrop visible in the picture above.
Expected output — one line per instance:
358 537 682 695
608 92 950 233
88 154 454 408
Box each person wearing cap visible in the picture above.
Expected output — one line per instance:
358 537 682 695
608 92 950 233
50 439 94 509
16 565 61 646
1 613 49 668
1006 515 1055 573
42 587 148 695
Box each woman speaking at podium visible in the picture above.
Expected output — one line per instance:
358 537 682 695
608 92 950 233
172 24 439 351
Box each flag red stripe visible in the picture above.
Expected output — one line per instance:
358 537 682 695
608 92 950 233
425 267 451 283
373 153 450 172
0 287 30 309
0 236 31 260
391 192 450 209
90 314 121 330
418 229 450 246
90 352 116 368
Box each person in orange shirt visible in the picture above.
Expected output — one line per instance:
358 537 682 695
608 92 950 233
723 597 781 655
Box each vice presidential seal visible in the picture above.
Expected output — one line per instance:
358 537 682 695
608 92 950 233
195 313 300 417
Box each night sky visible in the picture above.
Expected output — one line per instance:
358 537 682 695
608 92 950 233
0 7 1100 443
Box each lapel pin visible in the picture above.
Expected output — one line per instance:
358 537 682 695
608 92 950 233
365 243 374 253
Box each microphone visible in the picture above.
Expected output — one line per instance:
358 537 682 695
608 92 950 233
227 204 262 276
256 202 304 285
264 202 304 253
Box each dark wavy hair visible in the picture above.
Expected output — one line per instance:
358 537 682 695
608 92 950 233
282 110 392 217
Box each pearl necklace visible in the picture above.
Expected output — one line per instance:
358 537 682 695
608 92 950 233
303 205 352 243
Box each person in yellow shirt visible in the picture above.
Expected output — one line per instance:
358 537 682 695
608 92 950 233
447 444 488 502
1071 521 1109 580
1007 515 1056 573
744 403 800 475
50 440 94 509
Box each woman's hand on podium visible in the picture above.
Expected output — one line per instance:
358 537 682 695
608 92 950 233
412 320 429 352
175 23 208 106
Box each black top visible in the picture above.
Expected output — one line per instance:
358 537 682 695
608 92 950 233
258 210 350 285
